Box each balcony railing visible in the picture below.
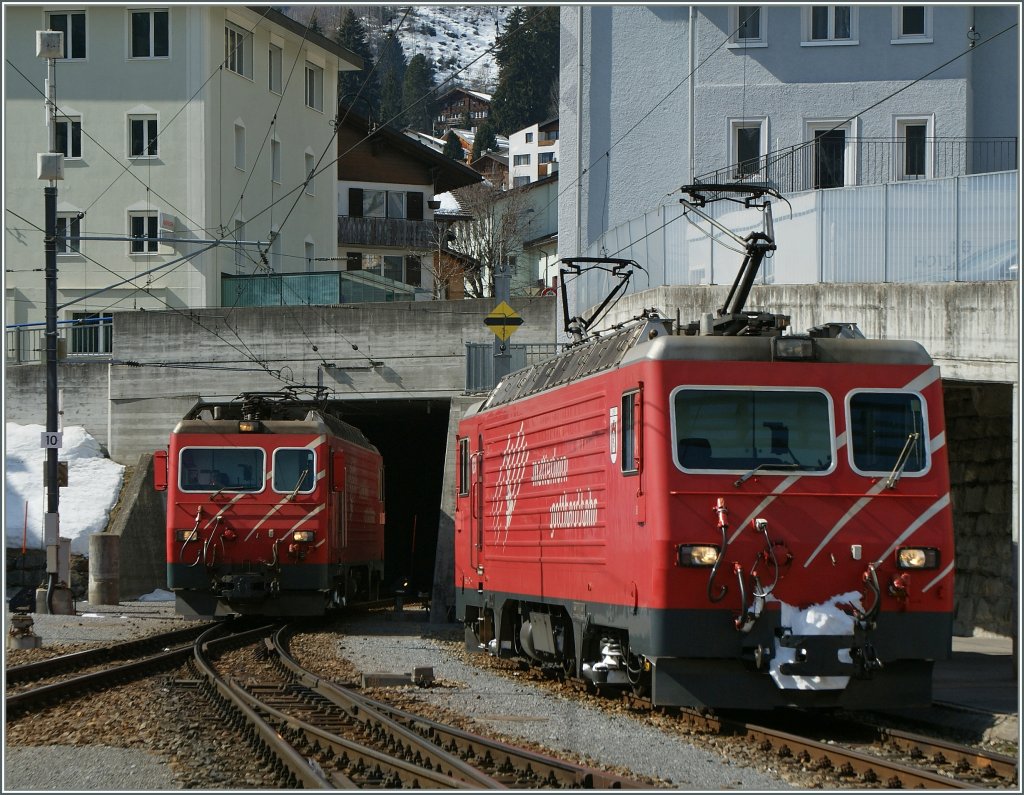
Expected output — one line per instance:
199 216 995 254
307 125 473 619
6 317 113 364
222 270 425 308
338 216 438 249
696 137 1017 192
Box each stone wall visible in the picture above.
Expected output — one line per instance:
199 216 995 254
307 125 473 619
944 382 1016 637
5 549 88 600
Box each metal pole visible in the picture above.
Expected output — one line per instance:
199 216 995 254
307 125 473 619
492 261 511 387
43 52 60 614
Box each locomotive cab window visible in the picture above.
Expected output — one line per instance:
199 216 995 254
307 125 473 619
621 392 639 474
272 448 315 493
458 437 470 496
848 391 928 476
180 447 263 492
672 387 833 473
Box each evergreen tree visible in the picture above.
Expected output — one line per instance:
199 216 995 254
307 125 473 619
443 130 464 161
471 122 497 161
335 10 379 119
401 53 436 132
489 6 560 136
377 31 407 127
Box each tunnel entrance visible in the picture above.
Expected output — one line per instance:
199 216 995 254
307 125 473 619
328 397 451 598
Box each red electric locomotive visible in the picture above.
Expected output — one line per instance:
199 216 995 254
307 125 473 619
454 185 954 709
155 391 385 617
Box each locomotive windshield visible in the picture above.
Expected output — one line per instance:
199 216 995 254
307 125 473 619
848 391 928 475
673 388 833 472
273 448 316 493
179 447 263 492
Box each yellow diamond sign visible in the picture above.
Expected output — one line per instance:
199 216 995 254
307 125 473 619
484 301 524 342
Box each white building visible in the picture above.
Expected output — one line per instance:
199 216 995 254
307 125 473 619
4 5 360 346
508 118 559 188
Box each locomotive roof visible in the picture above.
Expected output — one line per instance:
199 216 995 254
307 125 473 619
175 399 376 451
477 319 933 413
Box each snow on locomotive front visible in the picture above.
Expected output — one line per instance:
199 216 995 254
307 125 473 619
156 393 384 617
453 185 954 709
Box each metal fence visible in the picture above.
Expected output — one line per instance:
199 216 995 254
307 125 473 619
221 270 422 308
5 317 113 364
578 170 1018 310
465 342 558 392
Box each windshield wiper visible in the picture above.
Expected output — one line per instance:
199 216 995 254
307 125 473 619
734 462 799 488
886 432 921 489
288 468 310 500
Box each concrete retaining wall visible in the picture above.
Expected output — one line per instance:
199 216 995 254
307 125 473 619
106 453 168 599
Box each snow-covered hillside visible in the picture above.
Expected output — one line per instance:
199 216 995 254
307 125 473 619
285 5 507 90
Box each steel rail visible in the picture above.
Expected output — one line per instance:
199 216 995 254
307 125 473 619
877 726 1019 783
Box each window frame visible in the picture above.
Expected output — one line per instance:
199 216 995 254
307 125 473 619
304 240 315 272
892 5 932 44
69 311 112 354
268 43 283 93
620 391 640 475
845 389 930 478
128 211 159 255
728 5 767 48
56 212 83 255
805 118 857 189
729 117 768 178
513 153 531 166
271 448 317 494
894 115 933 180
178 446 266 494
234 121 246 171
304 62 323 112
801 5 858 46
55 114 83 159
128 114 158 159
512 176 530 187
304 152 316 196
128 7 169 60
270 136 281 183
224 20 252 79
670 385 837 476
46 10 87 60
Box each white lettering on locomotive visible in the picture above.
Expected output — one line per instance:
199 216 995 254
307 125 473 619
549 488 599 533
531 450 569 485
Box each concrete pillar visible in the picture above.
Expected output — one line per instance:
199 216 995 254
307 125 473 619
88 533 120 605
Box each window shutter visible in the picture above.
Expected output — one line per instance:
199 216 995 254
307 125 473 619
348 188 363 218
406 191 423 220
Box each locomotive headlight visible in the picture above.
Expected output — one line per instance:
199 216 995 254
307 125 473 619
175 529 199 543
292 530 315 543
677 544 720 567
238 420 261 433
896 547 939 569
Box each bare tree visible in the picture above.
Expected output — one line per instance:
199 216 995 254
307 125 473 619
446 182 529 298
409 215 470 300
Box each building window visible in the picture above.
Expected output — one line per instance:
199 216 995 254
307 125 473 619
55 116 82 159
387 191 405 218
539 151 555 164
808 124 850 189
896 118 931 180
730 6 766 46
224 22 251 78
730 118 766 177
513 176 530 187
270 138 281 183
893 6 932 43
525 132 534 143
233 219 245 272
234 123 245 170
305 241 315 272
129 8 169 59
128 115 158 157
56 213 82 255
269 43 282 93
346 251 363 271
304 62 323 111
47 11 86 60
129 211 159 254
304 153 315 195
513 154 531 166
803 6 856 44
70 312 113 354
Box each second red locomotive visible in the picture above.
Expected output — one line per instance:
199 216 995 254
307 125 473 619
155 391 385 617
453 185 954 709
